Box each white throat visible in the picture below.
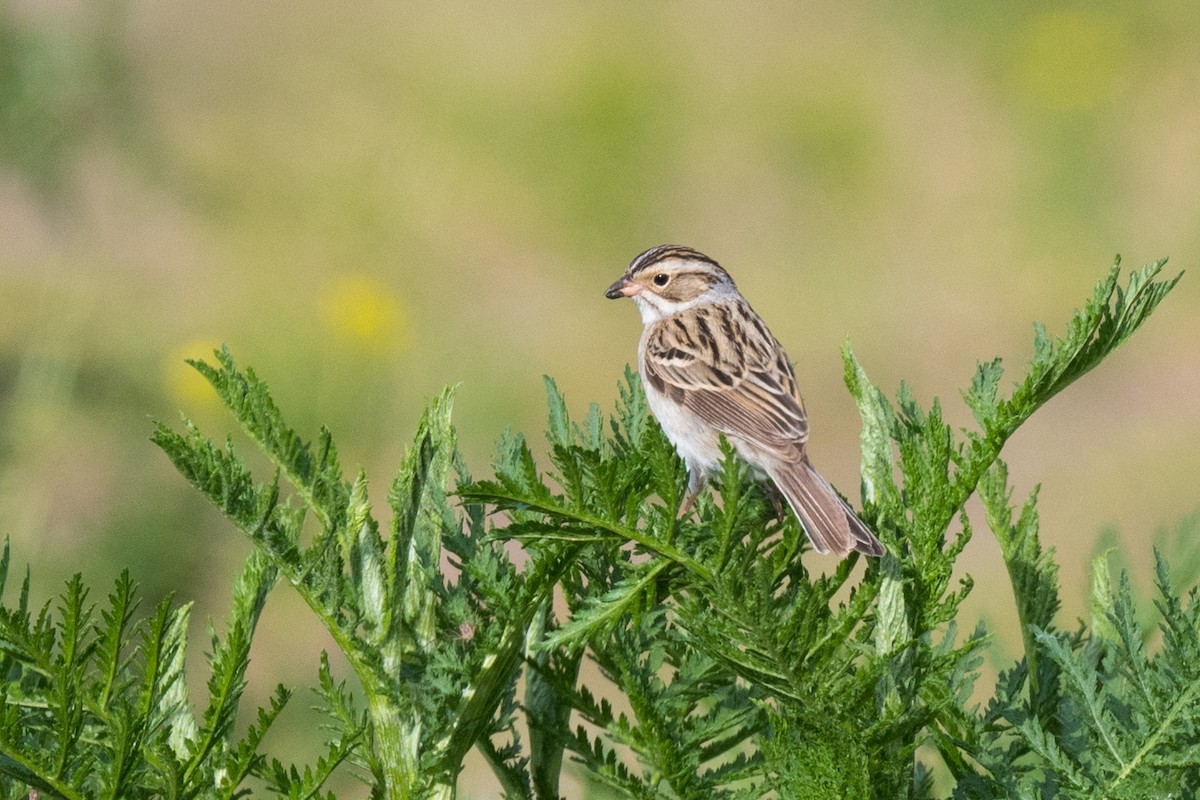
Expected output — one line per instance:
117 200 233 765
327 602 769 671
632 293 709 324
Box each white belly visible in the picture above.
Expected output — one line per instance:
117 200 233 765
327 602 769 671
642 374 723 475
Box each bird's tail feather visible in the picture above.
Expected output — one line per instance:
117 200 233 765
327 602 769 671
770 458 884 557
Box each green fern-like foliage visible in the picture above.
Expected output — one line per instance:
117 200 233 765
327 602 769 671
0 257 1191 799
460 257 1187 799
956 550 1200 799
151 355 571 799
0 543 337 799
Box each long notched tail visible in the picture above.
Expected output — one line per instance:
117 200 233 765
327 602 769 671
770 457 885 558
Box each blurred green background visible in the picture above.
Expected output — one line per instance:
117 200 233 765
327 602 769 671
2 1 1199 795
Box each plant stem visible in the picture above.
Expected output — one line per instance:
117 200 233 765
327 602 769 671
367 691 422 800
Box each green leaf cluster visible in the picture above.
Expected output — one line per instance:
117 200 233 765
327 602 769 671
0 257 1192 799
0 543 293 798
151 353 568 799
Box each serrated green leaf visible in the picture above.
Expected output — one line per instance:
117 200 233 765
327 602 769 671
964 357 1004 428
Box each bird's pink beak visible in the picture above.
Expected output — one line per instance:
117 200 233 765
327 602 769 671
604 277 641 299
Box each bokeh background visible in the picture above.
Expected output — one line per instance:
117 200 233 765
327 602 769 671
3 1 1199 795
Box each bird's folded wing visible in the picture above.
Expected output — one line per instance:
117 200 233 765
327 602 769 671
645 318 808 451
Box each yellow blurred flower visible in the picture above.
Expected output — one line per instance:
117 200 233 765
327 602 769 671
1014 9 1126 112
164 338 224 411
319 274 408 353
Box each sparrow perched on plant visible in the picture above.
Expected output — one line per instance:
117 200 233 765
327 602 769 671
605 245 884 558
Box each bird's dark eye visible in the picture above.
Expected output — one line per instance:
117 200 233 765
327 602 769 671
653 273 669 287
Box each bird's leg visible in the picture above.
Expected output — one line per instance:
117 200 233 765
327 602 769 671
676 473 707 519
676 492 699 519
764 482 787 523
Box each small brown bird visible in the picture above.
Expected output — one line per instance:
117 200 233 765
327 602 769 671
605 245 883 558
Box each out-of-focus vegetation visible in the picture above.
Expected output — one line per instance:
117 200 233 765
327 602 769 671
1 2 1198 796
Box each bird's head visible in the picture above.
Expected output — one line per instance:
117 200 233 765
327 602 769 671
604 245 737 323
